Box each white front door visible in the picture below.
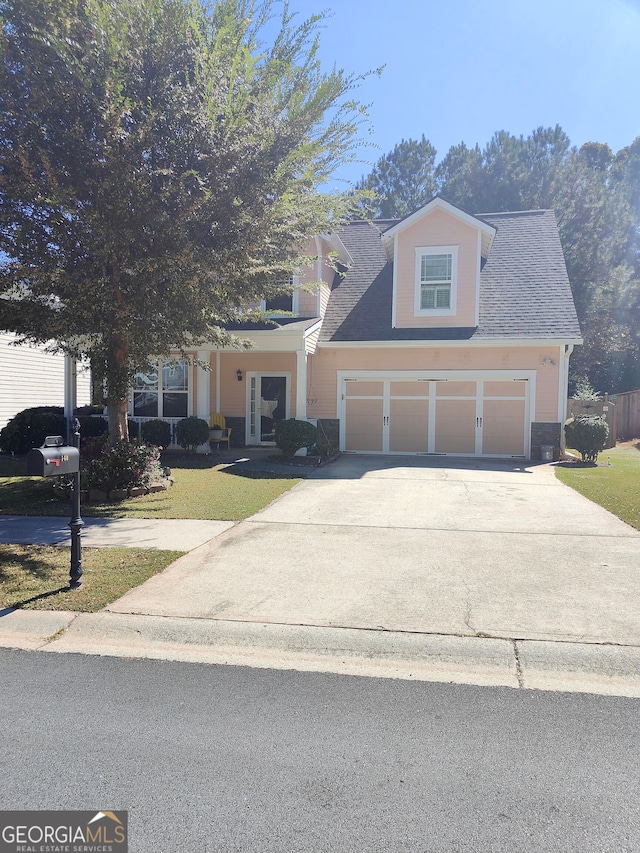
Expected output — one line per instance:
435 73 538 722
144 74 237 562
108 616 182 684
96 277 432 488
246 373 290 445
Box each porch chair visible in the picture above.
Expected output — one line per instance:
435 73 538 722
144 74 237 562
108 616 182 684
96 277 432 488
209 413 232 450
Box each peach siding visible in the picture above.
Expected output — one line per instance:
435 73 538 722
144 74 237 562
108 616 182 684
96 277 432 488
394 208 478 328
218 351 297 417
297 287 318 317
310 346 561 422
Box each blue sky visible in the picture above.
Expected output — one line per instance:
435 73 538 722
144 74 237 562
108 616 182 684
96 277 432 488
279 0 640 187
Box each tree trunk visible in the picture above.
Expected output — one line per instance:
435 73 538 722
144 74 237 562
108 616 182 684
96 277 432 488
106 335 131 445
107 394 129 444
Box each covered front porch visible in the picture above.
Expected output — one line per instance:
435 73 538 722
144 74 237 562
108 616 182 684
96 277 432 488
128 320 320 449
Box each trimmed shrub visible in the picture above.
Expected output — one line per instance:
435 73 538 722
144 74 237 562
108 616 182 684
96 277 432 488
0 406 67 454
0 406 109 453
141 418 171 448
175 416 209 451
77 415 108 439
564 416 609 464
127 419 139 440
274 418 317 457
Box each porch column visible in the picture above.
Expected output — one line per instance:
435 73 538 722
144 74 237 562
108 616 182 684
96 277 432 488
196 350 211 453
296 349 307 420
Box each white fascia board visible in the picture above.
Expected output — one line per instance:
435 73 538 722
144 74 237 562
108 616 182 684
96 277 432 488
303 319 323 339
318 337 583 349
318 233 354 268
382 197 496 249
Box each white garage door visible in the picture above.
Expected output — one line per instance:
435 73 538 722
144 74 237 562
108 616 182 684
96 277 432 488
342 374 529 457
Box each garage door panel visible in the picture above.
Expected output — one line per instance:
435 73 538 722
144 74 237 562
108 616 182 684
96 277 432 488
345 381 383 397
436 381 476 397
389 381 429 397
434 400 476 454
389 399 429 452
484 380 527 398
345 398 383 452
483 399 526 456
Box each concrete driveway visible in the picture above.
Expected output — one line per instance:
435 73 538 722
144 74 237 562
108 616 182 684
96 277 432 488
108 455 640 647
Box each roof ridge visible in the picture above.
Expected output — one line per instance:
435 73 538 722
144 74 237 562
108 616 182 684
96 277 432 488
480 208 550 217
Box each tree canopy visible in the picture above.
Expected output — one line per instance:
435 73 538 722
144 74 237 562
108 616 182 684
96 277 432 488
0 0 372 439
355 135 437 219
356 126 640 393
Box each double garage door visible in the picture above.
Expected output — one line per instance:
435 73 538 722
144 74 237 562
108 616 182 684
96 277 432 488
342 374 530 458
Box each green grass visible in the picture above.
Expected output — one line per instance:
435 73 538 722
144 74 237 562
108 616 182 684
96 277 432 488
0 453 302 520
0 544 183 612
555 441 640 530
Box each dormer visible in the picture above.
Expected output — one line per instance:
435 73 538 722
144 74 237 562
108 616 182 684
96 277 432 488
382 197 496 329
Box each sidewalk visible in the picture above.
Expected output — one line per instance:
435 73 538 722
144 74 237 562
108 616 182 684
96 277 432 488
1 455 640 698
0 515 233 550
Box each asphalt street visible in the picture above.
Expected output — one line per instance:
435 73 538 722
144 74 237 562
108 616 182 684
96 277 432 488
1 648 639 852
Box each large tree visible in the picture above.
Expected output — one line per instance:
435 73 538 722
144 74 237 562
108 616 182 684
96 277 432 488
0 0 370 440
359 125 640 392
355 135 437 219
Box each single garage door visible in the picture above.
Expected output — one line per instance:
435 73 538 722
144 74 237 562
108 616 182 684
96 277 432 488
342 375 528 457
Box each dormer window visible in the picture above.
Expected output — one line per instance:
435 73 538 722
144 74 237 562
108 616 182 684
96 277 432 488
261 277 299 317
415 246 458 316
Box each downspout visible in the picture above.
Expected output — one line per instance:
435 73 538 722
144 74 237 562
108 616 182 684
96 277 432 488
559 344 574 451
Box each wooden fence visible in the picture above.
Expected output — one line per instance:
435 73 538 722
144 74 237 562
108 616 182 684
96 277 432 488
613 389 640 440
566 389 640 442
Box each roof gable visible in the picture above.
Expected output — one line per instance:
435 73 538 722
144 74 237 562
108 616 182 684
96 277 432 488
381 196 496 260
319 208 582 344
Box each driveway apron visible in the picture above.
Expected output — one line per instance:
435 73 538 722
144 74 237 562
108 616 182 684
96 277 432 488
108 456 640 646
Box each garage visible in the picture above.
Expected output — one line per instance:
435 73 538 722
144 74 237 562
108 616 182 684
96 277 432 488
340 371 532 458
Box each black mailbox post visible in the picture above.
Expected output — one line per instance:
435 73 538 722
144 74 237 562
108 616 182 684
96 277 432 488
26 427 83 588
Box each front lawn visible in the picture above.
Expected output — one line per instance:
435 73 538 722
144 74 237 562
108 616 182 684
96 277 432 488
0 453 302 520
555 441 640 530
0 544 183 612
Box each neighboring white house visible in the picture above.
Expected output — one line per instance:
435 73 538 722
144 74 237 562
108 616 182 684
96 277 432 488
0 332 92 430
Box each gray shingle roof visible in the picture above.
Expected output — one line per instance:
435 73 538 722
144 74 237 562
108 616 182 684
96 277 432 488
319 208 582 343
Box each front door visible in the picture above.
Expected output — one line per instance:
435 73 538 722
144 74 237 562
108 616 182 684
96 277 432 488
247 374 289 444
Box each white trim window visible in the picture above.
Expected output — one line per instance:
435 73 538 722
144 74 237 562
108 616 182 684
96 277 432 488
415 246 458 316
133 360 189 418
260 277 299 317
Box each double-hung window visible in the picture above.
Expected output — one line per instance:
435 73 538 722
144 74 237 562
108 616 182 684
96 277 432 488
415 246 458 315
133 360 188 418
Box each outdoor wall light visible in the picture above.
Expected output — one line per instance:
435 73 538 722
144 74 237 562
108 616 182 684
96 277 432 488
236 369 243 381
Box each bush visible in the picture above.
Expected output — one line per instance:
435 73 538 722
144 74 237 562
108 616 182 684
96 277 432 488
127 419 139 440
274 418 317 457
0 406 67 454
175 416 209 451
0 405 109 453
564 416 609 463
77 415 108 439
84 440 162 495
141 418 171 448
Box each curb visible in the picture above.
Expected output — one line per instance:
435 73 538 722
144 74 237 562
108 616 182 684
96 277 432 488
2 609 640 697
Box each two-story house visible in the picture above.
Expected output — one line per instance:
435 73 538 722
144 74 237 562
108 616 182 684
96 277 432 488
129 197 582 459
